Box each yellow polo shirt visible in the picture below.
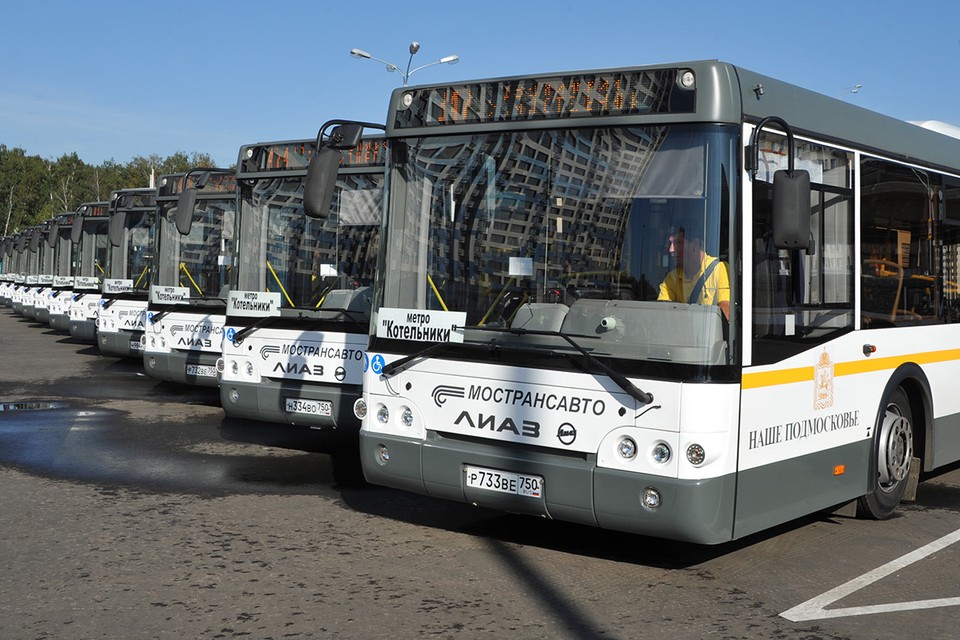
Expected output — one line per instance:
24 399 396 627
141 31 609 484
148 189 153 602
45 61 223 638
657 254 730 306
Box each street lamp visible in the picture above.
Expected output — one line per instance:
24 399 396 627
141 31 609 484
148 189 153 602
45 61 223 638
350 41 459 85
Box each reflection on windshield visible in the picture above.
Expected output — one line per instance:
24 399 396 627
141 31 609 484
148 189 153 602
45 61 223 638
159 201 235 298
236 175 383 311
384 124 738 365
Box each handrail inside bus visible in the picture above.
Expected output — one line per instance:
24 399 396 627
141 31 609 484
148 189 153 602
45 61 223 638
265 260 294 307
179 262 204 296
427 274 449 312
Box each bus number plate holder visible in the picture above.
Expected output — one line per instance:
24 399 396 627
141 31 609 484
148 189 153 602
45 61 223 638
285 398 332 416
464 465 542 498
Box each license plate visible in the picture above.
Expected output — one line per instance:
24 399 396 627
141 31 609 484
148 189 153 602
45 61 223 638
464 465 542 498
185 364 218 378
129 340 143 351
285 398 332 416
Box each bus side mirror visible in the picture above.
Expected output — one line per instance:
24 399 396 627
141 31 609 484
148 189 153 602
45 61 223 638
176 188 198 235
748 116 811 250
772 169 811 250
108 209 126 247
303 147 343 218
47 222 59 248
303 122 369 218
71 219 83 244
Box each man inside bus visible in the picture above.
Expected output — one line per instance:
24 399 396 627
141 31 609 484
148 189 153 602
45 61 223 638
658 221 730 320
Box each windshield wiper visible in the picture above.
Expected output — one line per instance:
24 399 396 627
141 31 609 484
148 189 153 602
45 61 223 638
380 341 452 377
148 297 226 323
458 325 655 405
231 316 282 344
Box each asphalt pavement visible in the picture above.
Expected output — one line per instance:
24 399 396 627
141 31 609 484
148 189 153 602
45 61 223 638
1 307 959 640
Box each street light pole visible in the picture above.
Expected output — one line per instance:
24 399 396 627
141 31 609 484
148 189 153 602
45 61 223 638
350 41 459 85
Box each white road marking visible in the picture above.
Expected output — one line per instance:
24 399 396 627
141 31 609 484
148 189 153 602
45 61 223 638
781 527 960 622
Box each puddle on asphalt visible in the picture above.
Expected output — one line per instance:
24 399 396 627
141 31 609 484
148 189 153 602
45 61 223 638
0 401 66 412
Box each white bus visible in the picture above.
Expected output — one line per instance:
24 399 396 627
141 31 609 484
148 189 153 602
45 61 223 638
43 213 79 330
143 169 236 386
97 188 157 358
333 60 960 544
218 136 384 432
68 202 110 343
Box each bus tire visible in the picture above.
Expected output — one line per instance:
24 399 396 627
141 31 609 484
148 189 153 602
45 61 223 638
857 386 914 519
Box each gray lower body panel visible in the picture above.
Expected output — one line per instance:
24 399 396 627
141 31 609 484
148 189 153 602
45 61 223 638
98 330 144 359
144 350 221 388
733 440 870 539
69 320 97 342
359 431 737 544
49 313 70 332
221 378 362 431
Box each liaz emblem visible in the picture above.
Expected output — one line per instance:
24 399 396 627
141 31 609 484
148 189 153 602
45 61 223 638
813 350 834 410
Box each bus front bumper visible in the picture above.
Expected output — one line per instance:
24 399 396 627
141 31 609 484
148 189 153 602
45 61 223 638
359 431 737 545
220 378 362 431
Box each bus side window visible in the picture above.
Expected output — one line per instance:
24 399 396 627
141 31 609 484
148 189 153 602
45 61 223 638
751 136 854 366
861 158 940 325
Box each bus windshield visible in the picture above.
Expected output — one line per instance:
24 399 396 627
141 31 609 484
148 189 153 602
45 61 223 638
380 124 739 367
235 174 383 312
156 188 236 299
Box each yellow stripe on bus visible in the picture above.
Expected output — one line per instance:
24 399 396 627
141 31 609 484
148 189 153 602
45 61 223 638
742 348 960 389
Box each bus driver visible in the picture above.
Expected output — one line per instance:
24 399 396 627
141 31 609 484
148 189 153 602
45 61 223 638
658 223 730 320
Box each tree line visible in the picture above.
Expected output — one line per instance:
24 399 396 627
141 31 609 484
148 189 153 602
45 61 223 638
1 145 219 236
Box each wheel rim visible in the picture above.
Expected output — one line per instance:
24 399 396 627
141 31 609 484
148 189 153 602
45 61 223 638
877 402 913 491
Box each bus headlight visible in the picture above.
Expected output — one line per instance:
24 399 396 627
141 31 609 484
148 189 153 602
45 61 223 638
230 360 239 375
400 406 414 428
245 361 254 377
617 437 637 459
353 398 367 419
651 442 671 464
377 405 390 424
641 487 662 510
686 444 706 466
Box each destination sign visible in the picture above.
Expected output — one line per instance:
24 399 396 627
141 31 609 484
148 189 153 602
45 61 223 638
377 307 466 343
397 68 694 127
150 285 190 303
240 138 386 174
227 290 281 317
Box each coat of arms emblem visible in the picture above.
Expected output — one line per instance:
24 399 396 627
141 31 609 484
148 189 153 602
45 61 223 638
814 350 834 410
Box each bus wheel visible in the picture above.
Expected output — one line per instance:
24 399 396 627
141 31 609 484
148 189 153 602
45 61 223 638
857 387 914 519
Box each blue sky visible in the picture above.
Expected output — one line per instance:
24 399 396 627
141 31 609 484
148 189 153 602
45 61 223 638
3 1 959 168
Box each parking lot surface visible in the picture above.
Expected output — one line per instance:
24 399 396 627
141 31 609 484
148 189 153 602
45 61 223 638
1 308 960 639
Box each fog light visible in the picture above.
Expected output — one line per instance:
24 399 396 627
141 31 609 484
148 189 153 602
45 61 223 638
245 361 254 377
377 444 390 463
353 398 367 419
229 388 239 403
686 444 706 466
652 442 671 464
377 405 390 424
400 406 414 427
147 356 156 369
642 487 662 510
617 437 637 459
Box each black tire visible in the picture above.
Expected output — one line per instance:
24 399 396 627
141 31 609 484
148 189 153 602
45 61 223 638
857 386 914 519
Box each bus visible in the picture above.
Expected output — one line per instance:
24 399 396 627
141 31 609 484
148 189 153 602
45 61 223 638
218 136 384 432
143 169 236 386
68 201 110 342
0 236 13 306
97 188 157 358
8 230 32 315
37 213 76 326
326 60 960 544
46 213 79 332
17 223 48 319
